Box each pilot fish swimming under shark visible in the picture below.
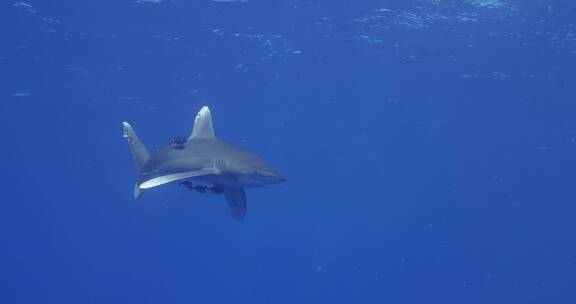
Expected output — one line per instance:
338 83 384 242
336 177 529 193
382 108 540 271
122 106 285 219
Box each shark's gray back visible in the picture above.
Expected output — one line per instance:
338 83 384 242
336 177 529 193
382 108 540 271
142 138 279 177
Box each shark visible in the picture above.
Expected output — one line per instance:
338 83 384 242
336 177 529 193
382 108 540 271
122 106 285 219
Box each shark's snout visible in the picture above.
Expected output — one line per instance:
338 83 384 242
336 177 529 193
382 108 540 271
266 172 286 184
246 171 286 186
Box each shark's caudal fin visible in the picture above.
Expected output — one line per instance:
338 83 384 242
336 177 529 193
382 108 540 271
221 187 247 220
122 122 150 199
189 106 215 140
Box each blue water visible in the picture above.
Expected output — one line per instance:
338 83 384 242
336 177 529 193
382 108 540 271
2 0 576 303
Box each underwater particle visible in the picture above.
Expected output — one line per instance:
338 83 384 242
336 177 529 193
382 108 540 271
117 96 142 101
13 2 37 13
66 67 90 75
11 92 31 97
107 67 125 72
466 0 507 9
143 104 156 111
135 0 164 3
42 17 61 24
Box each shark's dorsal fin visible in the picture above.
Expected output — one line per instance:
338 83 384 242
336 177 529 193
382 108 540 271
189 106 215 140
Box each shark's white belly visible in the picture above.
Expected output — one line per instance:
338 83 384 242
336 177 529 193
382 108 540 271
193 174 267 189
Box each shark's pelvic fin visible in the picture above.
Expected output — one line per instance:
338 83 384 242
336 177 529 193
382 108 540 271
221 187 247 220
122 122 150 199
189 106 215 140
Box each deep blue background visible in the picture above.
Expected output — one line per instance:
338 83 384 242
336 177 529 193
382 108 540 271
1 0 576 303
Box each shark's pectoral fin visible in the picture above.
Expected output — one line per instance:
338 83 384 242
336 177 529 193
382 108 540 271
139 169 213 189
221 187 247 220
